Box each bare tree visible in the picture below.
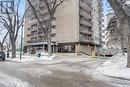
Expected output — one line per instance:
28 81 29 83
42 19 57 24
6 41 11 52
26 0 64 57
106 16 125 55
0 32 8 51
0 0 29 58
108 0 130 67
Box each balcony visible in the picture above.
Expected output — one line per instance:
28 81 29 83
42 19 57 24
98 0 103 6
38 32 45 36
99 6 103 12
80 29 93 35
52 20 56 26
27 41 31 43
99 18 104 22
37 39 47 43
27 40 38 43
51 37 56 42
81 0 92 6
100 24 104 28
51 29 56 34
80 36 93 43
80 1 92 12
99 12 104 17
79 9 92 20
80 19 92 27
27 34 31 37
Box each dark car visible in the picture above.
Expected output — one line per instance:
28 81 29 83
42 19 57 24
0 52 6 61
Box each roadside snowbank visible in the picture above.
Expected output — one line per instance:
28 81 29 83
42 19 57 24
97 53 130 79
7 55 56 63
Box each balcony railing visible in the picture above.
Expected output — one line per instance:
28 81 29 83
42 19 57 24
51 29 56 34
80 9 92 20
99 18 104 22
80 18 92 27
100 24 104 28
27 40 48 44
27 34 31 37
80 36 93 43
99 12 104 18
27 40 37 43
80 29 93 35
38 32 45 36
81 0 92 7
80 1 92 12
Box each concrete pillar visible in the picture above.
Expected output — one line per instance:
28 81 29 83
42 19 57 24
56 45 58 53
75 43 80 55
53 45 55 53
43 45 45 52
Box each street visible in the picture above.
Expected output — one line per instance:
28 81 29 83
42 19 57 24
0 56 129 87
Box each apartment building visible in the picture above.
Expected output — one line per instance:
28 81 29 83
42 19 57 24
24 0 104 55
24 0 57 52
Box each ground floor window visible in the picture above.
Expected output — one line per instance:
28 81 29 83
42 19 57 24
58 45 75 53
26 44 57 54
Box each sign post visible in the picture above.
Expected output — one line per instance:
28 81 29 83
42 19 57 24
20 24 24 60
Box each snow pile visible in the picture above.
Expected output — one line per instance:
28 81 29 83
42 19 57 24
7 57 35 63
39 55 56 60
97 53 130 79
0 72 33 87
7 55 56 63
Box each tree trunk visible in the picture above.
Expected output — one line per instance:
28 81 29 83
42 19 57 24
120 33 124 55
127 35 130 67
0 44 3 51
11 41 16 58
47 20 52 57
127 17 130 67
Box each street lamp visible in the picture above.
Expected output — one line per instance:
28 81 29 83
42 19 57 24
20 24 24 60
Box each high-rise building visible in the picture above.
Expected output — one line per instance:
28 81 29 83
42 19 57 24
24 0 104 55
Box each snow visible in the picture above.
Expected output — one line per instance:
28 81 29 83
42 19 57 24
7 54 56 63
0 72 33 87
97 53 130 80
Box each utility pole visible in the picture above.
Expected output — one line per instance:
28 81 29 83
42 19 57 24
20 24 24 60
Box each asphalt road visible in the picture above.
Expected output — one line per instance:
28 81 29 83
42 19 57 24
0 57 129 87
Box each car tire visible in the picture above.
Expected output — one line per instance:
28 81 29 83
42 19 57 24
3 59 5 61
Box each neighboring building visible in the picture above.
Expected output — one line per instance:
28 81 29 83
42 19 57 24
105 9 127 53
24 0 104 55
102 9 115 49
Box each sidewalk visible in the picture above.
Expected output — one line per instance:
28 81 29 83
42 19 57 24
97 53 130 80
6 53 93 64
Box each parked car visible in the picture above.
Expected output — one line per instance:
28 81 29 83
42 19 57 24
99 49 114 57
0 52 6 61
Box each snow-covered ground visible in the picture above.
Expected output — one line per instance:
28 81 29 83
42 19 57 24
97 53 130 80
0 72 33 87
7 52 92 64
2 52 130 87
7 53 56 63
